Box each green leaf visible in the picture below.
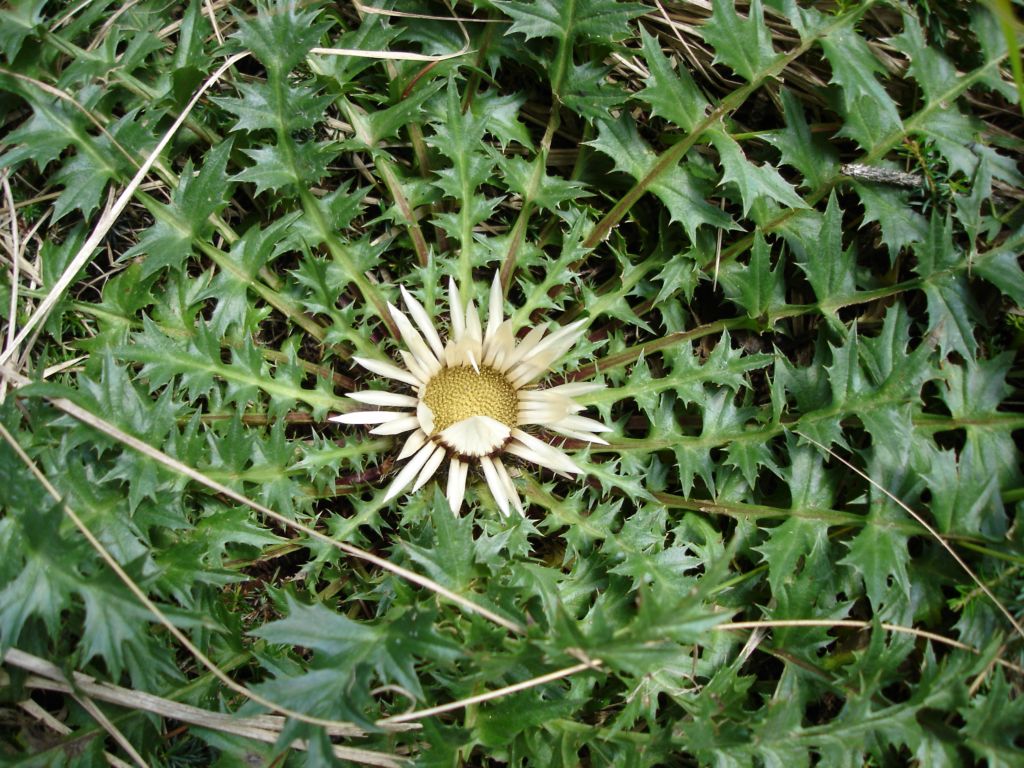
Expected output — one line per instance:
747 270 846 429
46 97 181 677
653 250 701 304
852 180 928 261
839 523 910 611
235 141 335 197
700 0 777 82
969 4 1020 101
922 447 1004 538
0 0 45 61
78 351 181 448
426 81 501 260
709 128 807 216
756 516 829 596
796 191 855 314
827 331 867 418
363 80 444 147
858 303 935 402
913 214 979 358
974 227 1024 304
400 488 477 591
589 115 734 241
0 481 76 647
192 507 282 561
941 353 1021 489
594 332 770 411
476 688 584 749
913 109 989 179
126 140 235 277
172 0 209 70
77 573 169 677
469 92 534 150
493 152 587 213
961 671 1024 768
497 0 645 44
889 11 960 105
254 596 461 701
757 438 835 593
560 60 627 121
0 97 78 171
718 229 785 319
820 26 903 150
253 595 380 657
229 0 330 74
215 80 333 134
203 221 283 338
252 666 373 724
637 29 710 132
0 96 145 222
763 0 829 40
118 318 340 415
764 88 839 191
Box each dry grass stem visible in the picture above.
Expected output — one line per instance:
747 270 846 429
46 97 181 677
717 619 1024 676
378 659 602 725
70 693 149 768
3 649 415 766
16 698 136 768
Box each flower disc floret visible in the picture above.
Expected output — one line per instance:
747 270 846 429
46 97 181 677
422 366 518 433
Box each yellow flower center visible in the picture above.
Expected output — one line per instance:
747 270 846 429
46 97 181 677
422 365 518 432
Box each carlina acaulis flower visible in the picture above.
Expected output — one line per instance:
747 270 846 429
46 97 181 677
330 273 612 516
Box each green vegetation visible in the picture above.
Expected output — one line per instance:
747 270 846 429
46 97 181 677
1 0 1022 765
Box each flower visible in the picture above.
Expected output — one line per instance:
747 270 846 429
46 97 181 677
330 274 611 516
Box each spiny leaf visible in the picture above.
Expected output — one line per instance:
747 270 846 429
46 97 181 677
253 594 380 657
637 29 710 132
709 128 807 216
922 446 1004 538
214 79 333 134
497 0 646 44
0 0 46 61
941 353 1021 489
229 0 330 74
795 191 855 315
494 152 587 213
764 88 839 191
588 115 734 241
961 671 1024 767
234 141 336 197
820 26 903 150
913 214 980 358
0 96 144 222
126 140 235 277
718 229 785 319
118 318 340 415
700 0 777 82
560 60 627 121
852 180 928 261
400 488 477 590
974 228 1024 304
889 11 960 104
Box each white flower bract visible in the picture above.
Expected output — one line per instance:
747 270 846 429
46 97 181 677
330 274 611 516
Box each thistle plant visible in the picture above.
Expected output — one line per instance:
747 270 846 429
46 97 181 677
1 1 1023 766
